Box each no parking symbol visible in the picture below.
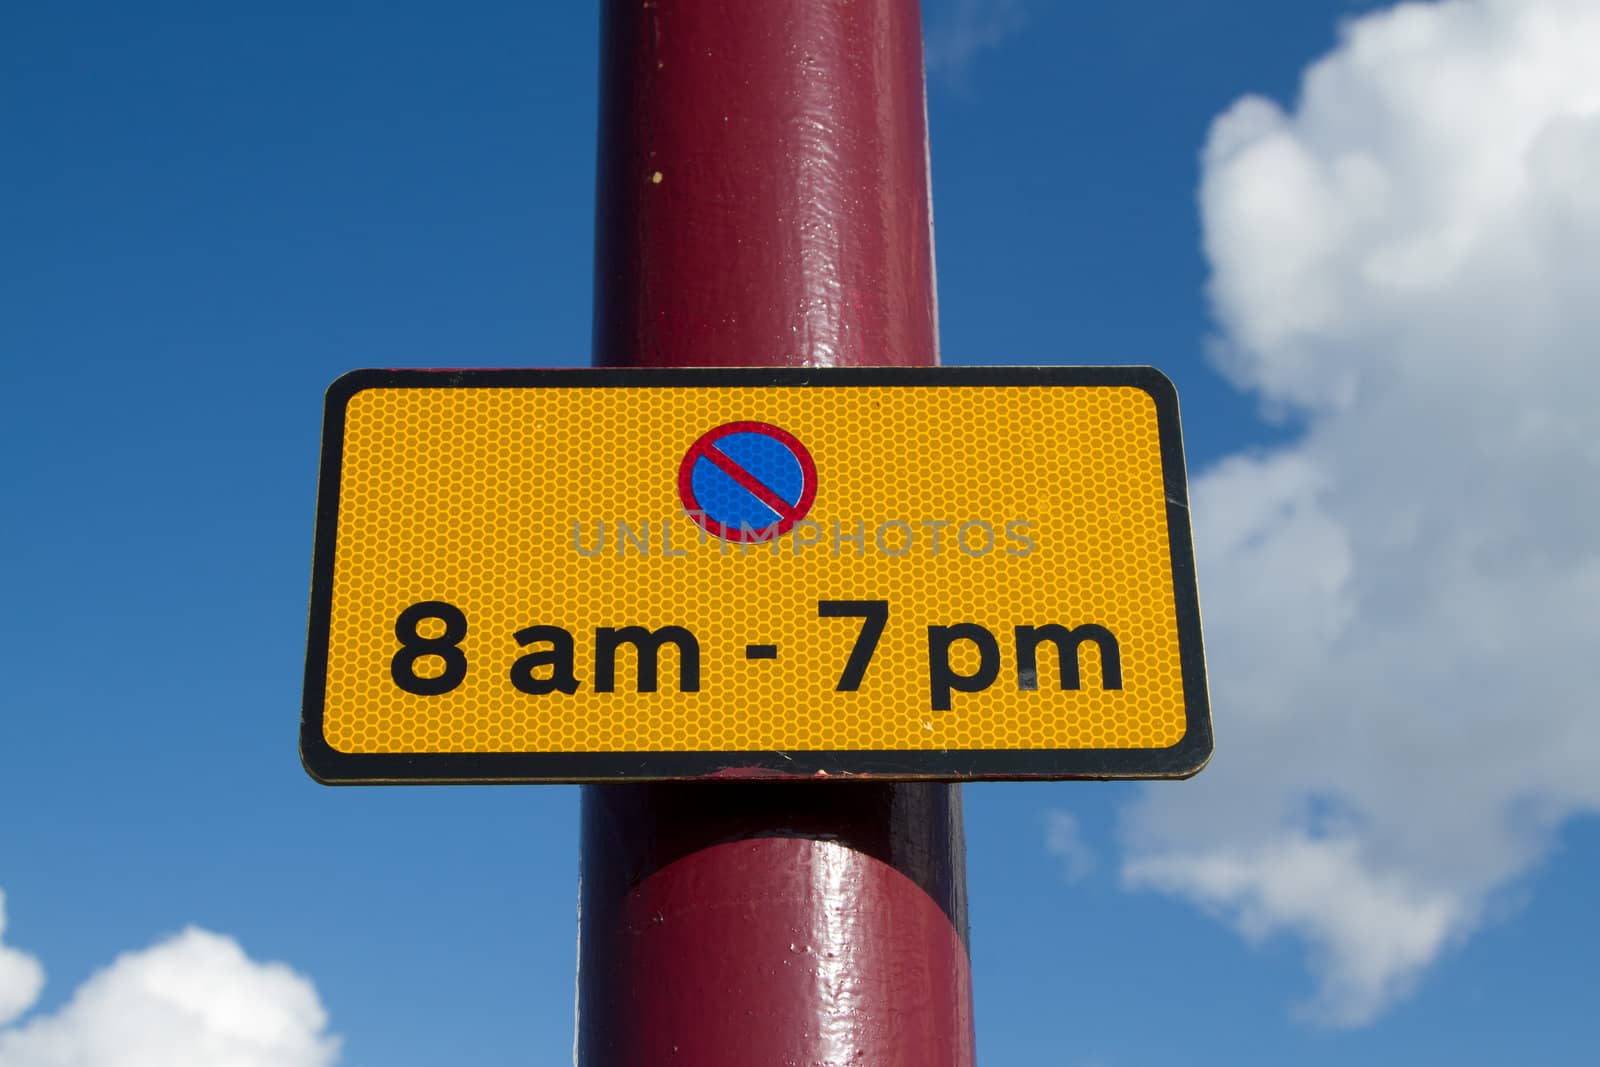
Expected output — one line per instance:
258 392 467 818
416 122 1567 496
678 421 818 542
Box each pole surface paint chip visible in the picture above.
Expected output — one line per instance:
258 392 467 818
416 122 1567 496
301 366 1211 783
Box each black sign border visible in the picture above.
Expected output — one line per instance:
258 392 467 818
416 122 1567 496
302 365 1212 784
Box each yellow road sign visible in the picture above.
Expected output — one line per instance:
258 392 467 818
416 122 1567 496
301 366 1210 783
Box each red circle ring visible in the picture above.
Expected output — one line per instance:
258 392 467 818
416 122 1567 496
677 421 818 543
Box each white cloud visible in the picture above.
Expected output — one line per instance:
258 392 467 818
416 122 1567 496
0 895 339 1067
1045 811 1097 883
1127 836 1465 1026
0 895 45 1029
1122 0 1600 1027
925 0 1028 79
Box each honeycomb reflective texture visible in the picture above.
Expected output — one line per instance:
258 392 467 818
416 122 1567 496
323 385 1188 754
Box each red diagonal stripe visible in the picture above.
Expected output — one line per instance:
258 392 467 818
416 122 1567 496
698 443 801 522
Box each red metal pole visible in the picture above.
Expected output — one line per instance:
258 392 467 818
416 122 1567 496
590 0 938 369
578 1 975 1065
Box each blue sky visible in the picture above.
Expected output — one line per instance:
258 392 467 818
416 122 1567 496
5 1 1599 1064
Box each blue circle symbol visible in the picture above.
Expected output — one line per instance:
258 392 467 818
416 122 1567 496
678 422 818 542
